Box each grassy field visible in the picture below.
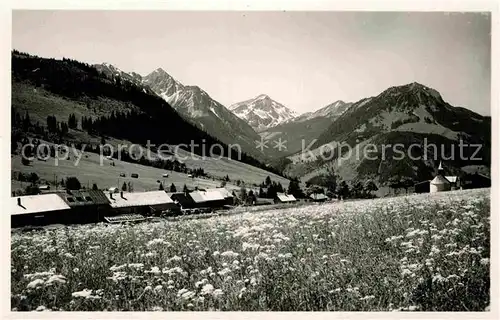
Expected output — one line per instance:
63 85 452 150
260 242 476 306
11 143 289 194
11 188 490 311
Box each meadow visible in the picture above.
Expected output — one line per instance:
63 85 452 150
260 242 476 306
11 188 490 311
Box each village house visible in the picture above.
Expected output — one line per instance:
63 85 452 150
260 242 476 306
57 189 112 224
309 193 328 202
189 189 227 209
275 192 297 204
461 172 491 189
11 194 72 228
168 192 196 210
105 190 176 219
205 187 234 206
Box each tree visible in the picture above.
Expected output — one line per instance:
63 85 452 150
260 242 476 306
92 183 99 190
23 111 31 130
170 183 177 192
400 177 414 194
247 190 256 205
338 181 350 199
65 177 82 190
265 176 272 186
122 182 127 192
388 177 402 195
240 187 248 204
220 180 227 188
127 181 133 192
325 166 338 194
46 115 58 133
68 113 77 129
364 180 378 197
28 172 39 184
287 178 304 198
60 122 69 135
183 184 188 193
259 187 265 198
159 182 164 190
352 181 364 199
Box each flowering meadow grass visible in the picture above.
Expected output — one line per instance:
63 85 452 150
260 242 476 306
11 188 490 311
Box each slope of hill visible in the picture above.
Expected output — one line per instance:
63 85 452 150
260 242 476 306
229 94 297 131
259 100 352 155
11 50 286 179
285 82 490 185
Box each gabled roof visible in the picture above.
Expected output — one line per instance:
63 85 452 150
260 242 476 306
430 175 450 185
445 176 458 183
205 188 233 199
106 191 173 208
189 190 225 203
276 193 297 202
12 194 71 215
310 193 328 200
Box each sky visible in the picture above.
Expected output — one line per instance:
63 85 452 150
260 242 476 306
12 11 491 115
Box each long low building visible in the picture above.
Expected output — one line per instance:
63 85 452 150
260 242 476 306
189 189 227 209
11 187 237 227
12 194 72 228
106 191 176 215
275 193 297 204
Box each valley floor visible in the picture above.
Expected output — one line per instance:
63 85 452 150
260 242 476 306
11 188 490 311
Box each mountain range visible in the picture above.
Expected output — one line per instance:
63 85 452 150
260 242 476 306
11 51 285 180
285 82 490 186
12 50 490 190
94 65 264 160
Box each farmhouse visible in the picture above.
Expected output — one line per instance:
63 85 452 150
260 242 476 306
11 194 72 228
414 180 430 193
205 187 234 206
106 190 176 216
461 172 491 189
168 192 196 209
275 192 297 204
310 193 328 202
57 189 112 223
190 189 227 209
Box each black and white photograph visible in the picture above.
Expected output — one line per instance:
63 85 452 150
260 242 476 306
4 1 497 315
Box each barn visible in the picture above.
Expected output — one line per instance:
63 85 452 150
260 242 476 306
168 192 196 209
105 191 176 217
275 193 297 204
414 180 430 193
57 190 112 223
11 194 72 228
310 193 328 202
462 173 491 189
206 187 234 206
190 190 227 209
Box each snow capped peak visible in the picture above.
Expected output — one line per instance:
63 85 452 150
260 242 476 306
229 95 297 131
